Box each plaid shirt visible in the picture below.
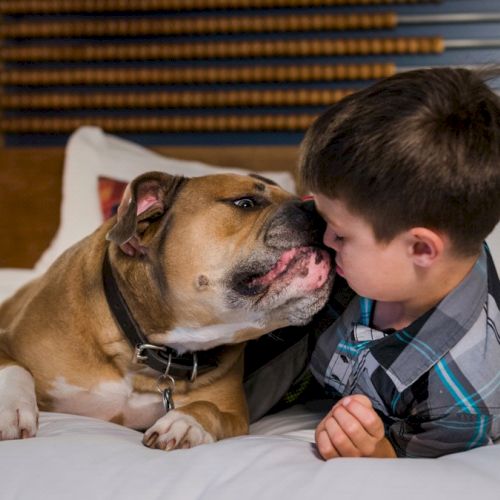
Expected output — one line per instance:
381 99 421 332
310 245 500 458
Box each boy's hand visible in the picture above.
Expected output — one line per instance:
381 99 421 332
315 394 396 459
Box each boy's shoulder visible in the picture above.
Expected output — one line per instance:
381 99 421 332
443 243 499 318
388 245 499 390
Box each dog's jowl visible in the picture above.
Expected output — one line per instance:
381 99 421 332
0 172 333 450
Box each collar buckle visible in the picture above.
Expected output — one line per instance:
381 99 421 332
133 343 199 382
133 343 170 365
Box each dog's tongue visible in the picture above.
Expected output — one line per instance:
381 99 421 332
251 247 330 291
254 248 300 286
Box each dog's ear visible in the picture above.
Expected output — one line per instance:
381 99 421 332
106 172 186 254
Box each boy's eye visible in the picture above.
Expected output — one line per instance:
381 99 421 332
329 227 344 242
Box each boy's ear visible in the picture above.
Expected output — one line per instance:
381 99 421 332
407 228 445 267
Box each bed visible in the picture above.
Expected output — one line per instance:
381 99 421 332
1 126 500 500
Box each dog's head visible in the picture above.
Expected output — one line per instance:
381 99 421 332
107 171 334 351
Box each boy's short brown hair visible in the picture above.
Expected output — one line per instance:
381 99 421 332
299 67 500 257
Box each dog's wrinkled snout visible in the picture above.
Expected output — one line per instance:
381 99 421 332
264 199 326 249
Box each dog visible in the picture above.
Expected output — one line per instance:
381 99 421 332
0 171 333 450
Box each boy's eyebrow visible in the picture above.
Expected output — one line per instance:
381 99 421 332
314 205 336 226
316 207 345 232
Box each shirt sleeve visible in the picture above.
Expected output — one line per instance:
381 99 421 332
385 411 496 458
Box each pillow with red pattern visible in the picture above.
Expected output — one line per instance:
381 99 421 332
98 176 128 221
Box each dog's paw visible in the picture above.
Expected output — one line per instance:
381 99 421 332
0 403 39 440
143 410 214 450
0 366 39 440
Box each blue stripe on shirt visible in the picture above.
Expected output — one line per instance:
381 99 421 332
359 297 373 327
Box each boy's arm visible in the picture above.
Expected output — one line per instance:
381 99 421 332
315 394 397 459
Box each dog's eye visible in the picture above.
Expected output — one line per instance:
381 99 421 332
233 198 256 209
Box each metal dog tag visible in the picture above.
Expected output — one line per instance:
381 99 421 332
162 388 175 413
157 373 176 414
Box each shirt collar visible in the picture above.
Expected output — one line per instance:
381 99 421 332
364 247 489 391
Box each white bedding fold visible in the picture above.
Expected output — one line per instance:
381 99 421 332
0 410 498 500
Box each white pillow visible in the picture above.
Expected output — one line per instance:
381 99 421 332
35 126 296 272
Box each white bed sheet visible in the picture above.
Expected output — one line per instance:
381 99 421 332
1 409 499 500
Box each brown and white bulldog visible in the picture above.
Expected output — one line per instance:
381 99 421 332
0 171 333 450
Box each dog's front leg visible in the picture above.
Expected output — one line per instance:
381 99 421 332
143 358 248 451
142 400 248 451
0 360 39 440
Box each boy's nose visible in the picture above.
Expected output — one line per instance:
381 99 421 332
323 226 340 251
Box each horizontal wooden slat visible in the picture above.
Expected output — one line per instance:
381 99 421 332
0 37 444 62
0 88 355 109
0 0 439 14
0 62 396 85
0 13 397 38
0 114 318 132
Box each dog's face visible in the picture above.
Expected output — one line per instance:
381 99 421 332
107 172 333 351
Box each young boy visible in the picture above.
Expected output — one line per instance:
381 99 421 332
299 67 500 459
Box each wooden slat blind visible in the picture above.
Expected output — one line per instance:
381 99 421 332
0 0 459 138
0 114 317 133
0 37 444 62
0 89 356 109
0 13 399 38
0 0 440 14
0 63 396 85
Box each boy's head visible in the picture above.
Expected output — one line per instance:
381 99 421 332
299 67 500 258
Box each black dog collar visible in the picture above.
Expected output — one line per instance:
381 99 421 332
102 248 218 381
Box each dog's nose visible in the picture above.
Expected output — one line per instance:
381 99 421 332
264 199 326 248
297 199 327 231
295 199 337 259
297 198 316 215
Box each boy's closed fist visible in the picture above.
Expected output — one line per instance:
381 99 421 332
315 394 395 459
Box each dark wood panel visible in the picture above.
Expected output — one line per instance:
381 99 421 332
0 148 64 268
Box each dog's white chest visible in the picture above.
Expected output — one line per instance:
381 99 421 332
48 376 165 429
